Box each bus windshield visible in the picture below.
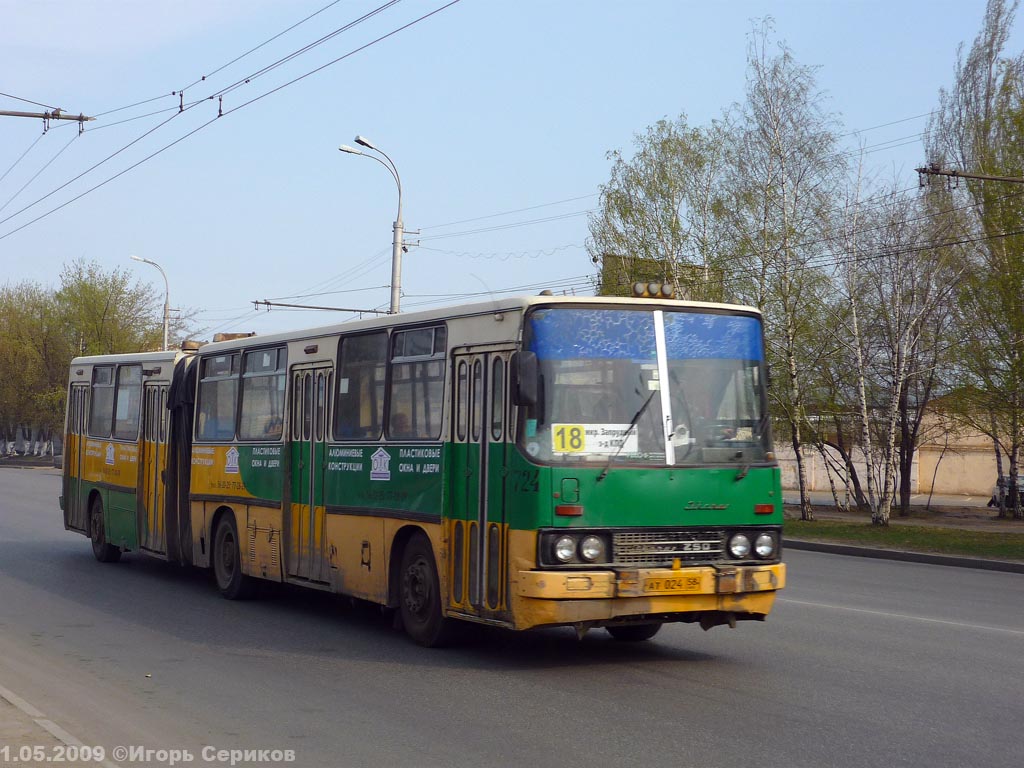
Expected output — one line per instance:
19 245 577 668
522 306 771 467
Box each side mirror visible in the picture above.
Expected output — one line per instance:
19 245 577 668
511 350 538 406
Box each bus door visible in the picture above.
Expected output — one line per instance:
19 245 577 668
138 383 169 554
288 363 333 582
450 349 512 619
64 384 89 532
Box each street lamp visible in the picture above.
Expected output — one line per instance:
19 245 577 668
130 254 170 351
339 135 404 314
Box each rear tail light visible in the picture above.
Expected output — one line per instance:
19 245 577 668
754 503 775 515
555 504 583 517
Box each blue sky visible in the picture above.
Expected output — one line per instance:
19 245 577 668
0 0 1014 337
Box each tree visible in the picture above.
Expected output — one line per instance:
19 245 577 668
720 21 845 521
927 0 1024 519
0 259 177 439
54 259 165 355
588 116 729 302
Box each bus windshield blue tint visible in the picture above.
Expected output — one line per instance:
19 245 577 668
523 307 770 467
528 308 763 362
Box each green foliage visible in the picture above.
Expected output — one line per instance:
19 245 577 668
0 259 167 431
587 115 730 302
928 0 1024 501
785 519 1024 562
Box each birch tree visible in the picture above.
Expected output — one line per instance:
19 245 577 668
928 0 1024 519
722 21 844 521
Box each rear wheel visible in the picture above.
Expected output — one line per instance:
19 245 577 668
607 623 662 642
399 533 454 647
89 496 121 563
213 513 254 599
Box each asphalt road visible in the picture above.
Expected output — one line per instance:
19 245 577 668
1 467 1022 768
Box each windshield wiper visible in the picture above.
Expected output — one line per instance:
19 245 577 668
596 389 657 483
734 450 749 481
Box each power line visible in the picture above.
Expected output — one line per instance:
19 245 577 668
0 0 407 231
0 1 463 243
221 1 460 117
0 91 61 111
0 132 44 185
420 193 599 230
0 132 79 215
177 0 352 95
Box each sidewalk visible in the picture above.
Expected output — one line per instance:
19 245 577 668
783 491 1024 573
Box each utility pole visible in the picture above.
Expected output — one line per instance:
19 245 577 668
916 163 1024 185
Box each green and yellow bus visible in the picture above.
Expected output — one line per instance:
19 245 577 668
62 295 785 645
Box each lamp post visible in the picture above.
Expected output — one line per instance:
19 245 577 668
130 254 169 350
339 136 404 314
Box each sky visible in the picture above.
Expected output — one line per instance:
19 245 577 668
0 0 1017 338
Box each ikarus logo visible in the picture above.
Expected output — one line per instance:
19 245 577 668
225 446 240 475
105 443 115 466
370 447 391 481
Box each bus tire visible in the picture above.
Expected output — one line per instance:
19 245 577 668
606 623 662 642
89 496 122 563
213 513 254 600
399 532 454 647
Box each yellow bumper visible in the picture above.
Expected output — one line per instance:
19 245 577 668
510 563 785 630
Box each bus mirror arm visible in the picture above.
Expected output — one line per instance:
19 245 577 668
511 351 539 407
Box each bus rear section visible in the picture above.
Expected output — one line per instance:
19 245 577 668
62 351 185 563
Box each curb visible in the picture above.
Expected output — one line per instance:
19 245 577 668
784 538 1024 574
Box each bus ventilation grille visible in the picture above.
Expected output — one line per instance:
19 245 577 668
611 529 726 567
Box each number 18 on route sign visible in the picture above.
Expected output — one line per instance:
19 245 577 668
552 423 639 455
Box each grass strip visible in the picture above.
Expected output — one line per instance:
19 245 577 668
784 519 1024 562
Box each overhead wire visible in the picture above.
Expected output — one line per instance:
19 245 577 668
0 0 463 243
0 132 80 215
0 91 61 111
0 132 45 185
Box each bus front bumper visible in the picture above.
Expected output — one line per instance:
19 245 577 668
510 562 785 630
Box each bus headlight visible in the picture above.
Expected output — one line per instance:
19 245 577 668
728 533 751 559
754 532 776 559
579 535 606 562
554 535 577 563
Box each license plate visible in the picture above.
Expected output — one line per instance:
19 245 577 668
642 575 703 594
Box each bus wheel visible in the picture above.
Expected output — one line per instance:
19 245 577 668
606 623 662 642
399 533 454 647
213 514 253 600
89 497 121 563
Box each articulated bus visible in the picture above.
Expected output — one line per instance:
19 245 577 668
61 295 786 646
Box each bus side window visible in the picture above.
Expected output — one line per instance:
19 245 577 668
238 348 287 441
335 332 387 440
113 365 143 440
197 354 240 441
88 366 115 438
388 326 446 441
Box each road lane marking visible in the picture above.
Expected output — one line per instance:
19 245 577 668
0 681 120 768
777 597 1024 636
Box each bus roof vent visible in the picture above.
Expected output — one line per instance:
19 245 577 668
212 332 257 343
180 339 204 351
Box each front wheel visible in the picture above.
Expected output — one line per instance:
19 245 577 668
607 623 662 642
399 533 455 647
213 513 254 599
89 496 121 563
